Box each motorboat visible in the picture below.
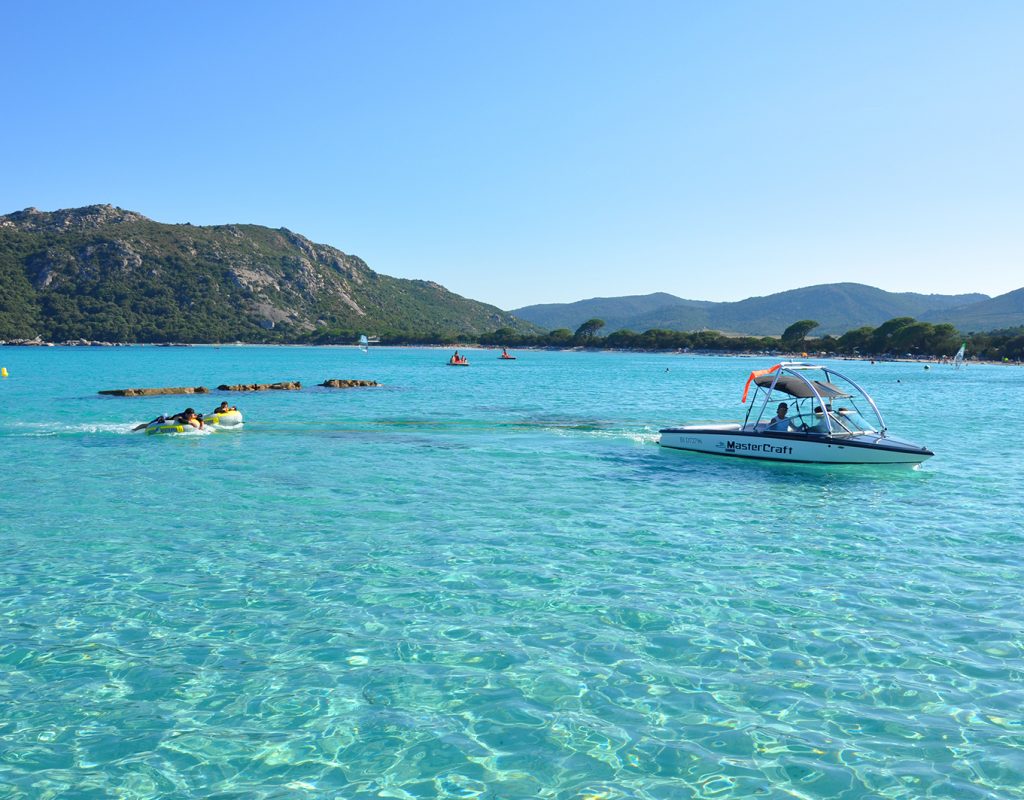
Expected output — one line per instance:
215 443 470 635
659 362 934 464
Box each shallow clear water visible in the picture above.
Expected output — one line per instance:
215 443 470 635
1 347 1022 799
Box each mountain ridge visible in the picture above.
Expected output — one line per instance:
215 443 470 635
0 204 538 342
513 283 998 335
3 205 1016 342
920 287 1024 332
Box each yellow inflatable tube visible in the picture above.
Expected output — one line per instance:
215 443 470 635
145 421 199 435
205 410 244 427
143 410 243 435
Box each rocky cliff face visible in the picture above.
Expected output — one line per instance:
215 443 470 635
0 204 151 232
0 205 534 342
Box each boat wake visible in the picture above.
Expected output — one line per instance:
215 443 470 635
540 423 660 445
2 421 215 437
2 417 657 444
3 421 141 437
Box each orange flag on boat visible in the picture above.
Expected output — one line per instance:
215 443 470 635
741 364 781 403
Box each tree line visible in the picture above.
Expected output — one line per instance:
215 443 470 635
470 317 1024 361
6 300 1024 360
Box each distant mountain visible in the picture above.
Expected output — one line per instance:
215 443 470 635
920 288 1024 332
513 283 993 336
704 284 989 335
512 292 714 332
0 205 538 342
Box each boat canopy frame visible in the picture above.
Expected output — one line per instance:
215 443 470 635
742 362 887 437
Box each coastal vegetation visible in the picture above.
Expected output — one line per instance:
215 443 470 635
480 318 1024 361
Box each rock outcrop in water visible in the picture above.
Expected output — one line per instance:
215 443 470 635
320 379 380 388
99 386 209 397
216 381 301 391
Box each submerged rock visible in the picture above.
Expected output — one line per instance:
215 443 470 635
99 386 209 396
320 379 380 388
217 381 301 391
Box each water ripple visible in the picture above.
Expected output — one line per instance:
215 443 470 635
1 349 1022 798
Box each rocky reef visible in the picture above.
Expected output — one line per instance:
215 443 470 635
97 380 384 395
320 379 380 388
216 381 301 391
100 386 209 397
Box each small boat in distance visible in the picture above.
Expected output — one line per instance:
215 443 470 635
659 362 934 464
499 347 516 360
449 351 470 366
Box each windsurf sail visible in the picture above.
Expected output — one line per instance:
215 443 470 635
358 334 369 352
953 343 966 369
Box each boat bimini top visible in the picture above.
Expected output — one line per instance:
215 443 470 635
741 362 886 437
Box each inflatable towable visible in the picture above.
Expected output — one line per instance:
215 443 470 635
205 410 244 428
145 419 204 435
144 410 244 435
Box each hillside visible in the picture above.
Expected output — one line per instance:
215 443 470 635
0 205 537 342
920 288 1024 332
513 283 992 335
514 292 714 332
707 284 989 335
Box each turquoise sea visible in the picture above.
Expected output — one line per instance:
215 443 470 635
1 346 1022 799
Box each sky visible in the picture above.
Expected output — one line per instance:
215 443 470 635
2 1 1021 310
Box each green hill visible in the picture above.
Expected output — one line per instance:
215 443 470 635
0 205 537 342
513 283 992 335
707 284 990 335
921 288 1024 332
513 292 714 332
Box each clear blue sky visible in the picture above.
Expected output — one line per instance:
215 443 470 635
2 1 1021 309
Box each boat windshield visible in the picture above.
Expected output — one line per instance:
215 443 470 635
780 406 877 434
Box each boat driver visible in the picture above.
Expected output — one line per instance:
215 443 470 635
766 402 790 431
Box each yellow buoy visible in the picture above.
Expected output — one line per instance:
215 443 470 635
1 367 7 377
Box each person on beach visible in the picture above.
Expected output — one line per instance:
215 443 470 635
766 402 790 431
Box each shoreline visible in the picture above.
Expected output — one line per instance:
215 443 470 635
2 338 1018 366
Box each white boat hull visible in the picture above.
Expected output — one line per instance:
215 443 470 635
659 425 933 464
